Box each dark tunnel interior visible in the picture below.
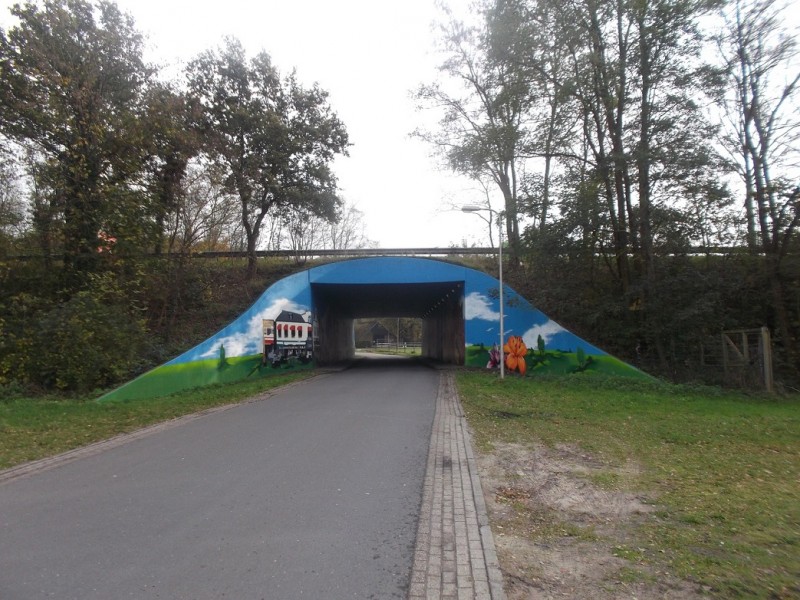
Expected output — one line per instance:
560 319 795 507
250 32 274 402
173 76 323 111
311 282 465 365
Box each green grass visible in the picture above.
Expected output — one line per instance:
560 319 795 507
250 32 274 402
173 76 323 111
0 371 313 470
457 371 800 599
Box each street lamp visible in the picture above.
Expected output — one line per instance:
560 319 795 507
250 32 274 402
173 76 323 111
462 205 504 379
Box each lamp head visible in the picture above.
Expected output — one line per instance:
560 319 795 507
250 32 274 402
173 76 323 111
461 205 484 213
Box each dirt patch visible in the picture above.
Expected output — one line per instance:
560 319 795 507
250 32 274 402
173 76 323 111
475 442 706 599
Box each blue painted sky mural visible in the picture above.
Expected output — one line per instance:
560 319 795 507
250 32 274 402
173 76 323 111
462 270 606 356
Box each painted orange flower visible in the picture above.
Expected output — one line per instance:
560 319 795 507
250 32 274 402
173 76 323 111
504 336 528 375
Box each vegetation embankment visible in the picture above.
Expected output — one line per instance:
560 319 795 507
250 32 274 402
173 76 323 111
458 371 800 598
0 370 313 471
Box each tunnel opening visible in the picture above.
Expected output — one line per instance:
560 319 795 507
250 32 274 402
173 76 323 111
311 282 465 366
354 317 423 351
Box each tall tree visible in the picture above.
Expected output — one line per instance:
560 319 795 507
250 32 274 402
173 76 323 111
557 0 637 290
485 0 578 234
185 38 349 279
0 0 154 283
717 0 800 365
415 2 540 265
141 84 203 255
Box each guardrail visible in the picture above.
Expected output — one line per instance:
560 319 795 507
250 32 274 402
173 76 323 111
3 245 753 261
373 341 422 348
201 248 497 258
3 248 498 261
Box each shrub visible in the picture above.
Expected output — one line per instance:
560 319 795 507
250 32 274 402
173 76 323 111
0 272 148 393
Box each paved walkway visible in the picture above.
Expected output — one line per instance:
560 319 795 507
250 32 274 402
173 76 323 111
1 367 506 599
409 372 506 600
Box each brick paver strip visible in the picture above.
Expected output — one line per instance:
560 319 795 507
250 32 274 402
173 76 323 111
410 371 506 600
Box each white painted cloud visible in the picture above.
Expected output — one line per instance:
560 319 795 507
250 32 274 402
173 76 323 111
464 292 500 322
199 298 311 359
522 320 565 348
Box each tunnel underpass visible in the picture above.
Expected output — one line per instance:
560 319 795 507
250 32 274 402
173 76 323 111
311 281 465 366
101 256 646 403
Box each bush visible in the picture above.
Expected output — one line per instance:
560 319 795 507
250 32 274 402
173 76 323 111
32 290 147 391
0 272 148 393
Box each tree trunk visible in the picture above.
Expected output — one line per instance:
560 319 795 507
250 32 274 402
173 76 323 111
245 230 258 280
767 260 797 369
540 97 559 231
497 170 521 267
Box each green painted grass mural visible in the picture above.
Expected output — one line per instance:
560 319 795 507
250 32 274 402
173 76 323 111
465 342 649 379
100 353 313 402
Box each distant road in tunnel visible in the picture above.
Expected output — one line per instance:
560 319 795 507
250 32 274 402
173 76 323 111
0 356 438 600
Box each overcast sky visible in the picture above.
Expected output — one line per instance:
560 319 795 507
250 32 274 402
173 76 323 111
0 0 495 248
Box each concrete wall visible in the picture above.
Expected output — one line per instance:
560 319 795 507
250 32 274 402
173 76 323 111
314 303 354 365
422 290 464 364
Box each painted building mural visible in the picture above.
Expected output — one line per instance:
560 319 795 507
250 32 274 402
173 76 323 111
100 257 647 402
263 310 314 366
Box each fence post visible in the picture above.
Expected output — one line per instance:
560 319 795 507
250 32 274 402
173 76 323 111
761 327 774 393
722 334 729 382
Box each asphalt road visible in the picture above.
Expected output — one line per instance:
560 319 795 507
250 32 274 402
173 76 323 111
0 357 438 599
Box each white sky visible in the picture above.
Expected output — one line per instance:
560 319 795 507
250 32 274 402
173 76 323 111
0 0 494 248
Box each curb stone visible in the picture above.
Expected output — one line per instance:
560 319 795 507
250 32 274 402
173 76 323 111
410 371 506 600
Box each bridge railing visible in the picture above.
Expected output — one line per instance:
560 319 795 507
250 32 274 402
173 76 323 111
5 245 749 261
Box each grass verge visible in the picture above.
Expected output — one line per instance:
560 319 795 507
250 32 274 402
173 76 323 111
0 371 313 470
457 371 800 599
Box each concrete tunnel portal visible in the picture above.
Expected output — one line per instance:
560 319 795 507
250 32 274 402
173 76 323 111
311 281 465 366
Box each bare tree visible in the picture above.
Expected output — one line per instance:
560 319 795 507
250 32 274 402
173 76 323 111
163 162 239 254
327 202 371 250
278 200 373 262
0 150 26 254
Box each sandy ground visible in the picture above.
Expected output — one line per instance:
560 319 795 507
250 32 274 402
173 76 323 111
475 442 710 599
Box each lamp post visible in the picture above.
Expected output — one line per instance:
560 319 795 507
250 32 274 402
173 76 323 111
462 205 504 379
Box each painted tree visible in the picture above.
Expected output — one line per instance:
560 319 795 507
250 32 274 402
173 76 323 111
185 38 349 279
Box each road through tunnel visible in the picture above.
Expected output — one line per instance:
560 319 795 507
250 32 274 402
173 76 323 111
312 282 465 365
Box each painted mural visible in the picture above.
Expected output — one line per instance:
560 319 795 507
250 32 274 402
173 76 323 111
99 270 317 402
99 257 647 402
461 267 643 377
